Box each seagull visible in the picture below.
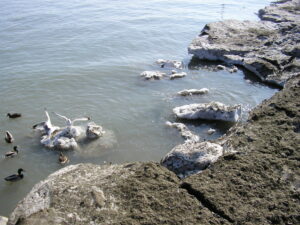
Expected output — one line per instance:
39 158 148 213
53 112 90 126
7 113 22 118
53 112 90 138
4 168 25 182
5 131 14 143
5 146 19 158
58 152 69 164
33 110 59 136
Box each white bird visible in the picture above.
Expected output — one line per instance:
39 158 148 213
33 110 59 136
53 112 90 138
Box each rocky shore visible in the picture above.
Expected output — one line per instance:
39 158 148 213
188 0 300 87
7 1 300 224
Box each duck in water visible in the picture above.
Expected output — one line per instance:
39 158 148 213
7 113 22 118
4 146 19 158
5 131 14 143
4 168 25 182
58 152 69 164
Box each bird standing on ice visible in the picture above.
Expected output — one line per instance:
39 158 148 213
53 112 90 138
33 110 59 136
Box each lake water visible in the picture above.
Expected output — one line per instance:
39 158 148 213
0 0 275 216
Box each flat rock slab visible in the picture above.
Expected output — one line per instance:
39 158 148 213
8 162 228 225
188 0 300 86
173 101 241 122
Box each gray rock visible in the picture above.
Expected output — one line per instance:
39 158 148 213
161 141 224 178
177 88 209 96
173 101 241 122
188 0 300 86
8 162 223 225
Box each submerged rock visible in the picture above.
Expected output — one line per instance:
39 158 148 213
173 101 241 122
169 72 187 80
156 59 183 69
140 71 166 80
161 141 224 178
165 121 199 143
177 88 209 96
188 0 300 86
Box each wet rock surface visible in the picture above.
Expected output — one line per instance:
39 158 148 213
188 0 300 86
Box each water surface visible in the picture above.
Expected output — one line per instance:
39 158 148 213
0 0 275 216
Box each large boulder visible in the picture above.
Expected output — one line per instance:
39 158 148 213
8 162 227 225
188 0 300 86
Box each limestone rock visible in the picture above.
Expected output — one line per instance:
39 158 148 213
177 88 209 96
188 0 300 86
140 71 166 80
173 101 241 122
8 162 222 225
161 141 223 178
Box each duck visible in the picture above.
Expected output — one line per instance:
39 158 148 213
7 113 22 118
4 168 25 182
58 152 69 164
5 131 14 143
5 146 19 158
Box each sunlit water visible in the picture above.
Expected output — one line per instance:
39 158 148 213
0 0 276 216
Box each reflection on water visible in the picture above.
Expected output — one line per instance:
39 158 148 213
0 0 274 216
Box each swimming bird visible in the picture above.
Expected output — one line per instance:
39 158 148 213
7 113 22 118
5 131 14 143
5 146 19 158
4 168 25 182
58 152 69 164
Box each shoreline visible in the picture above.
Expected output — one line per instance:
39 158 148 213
7 1 300 224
